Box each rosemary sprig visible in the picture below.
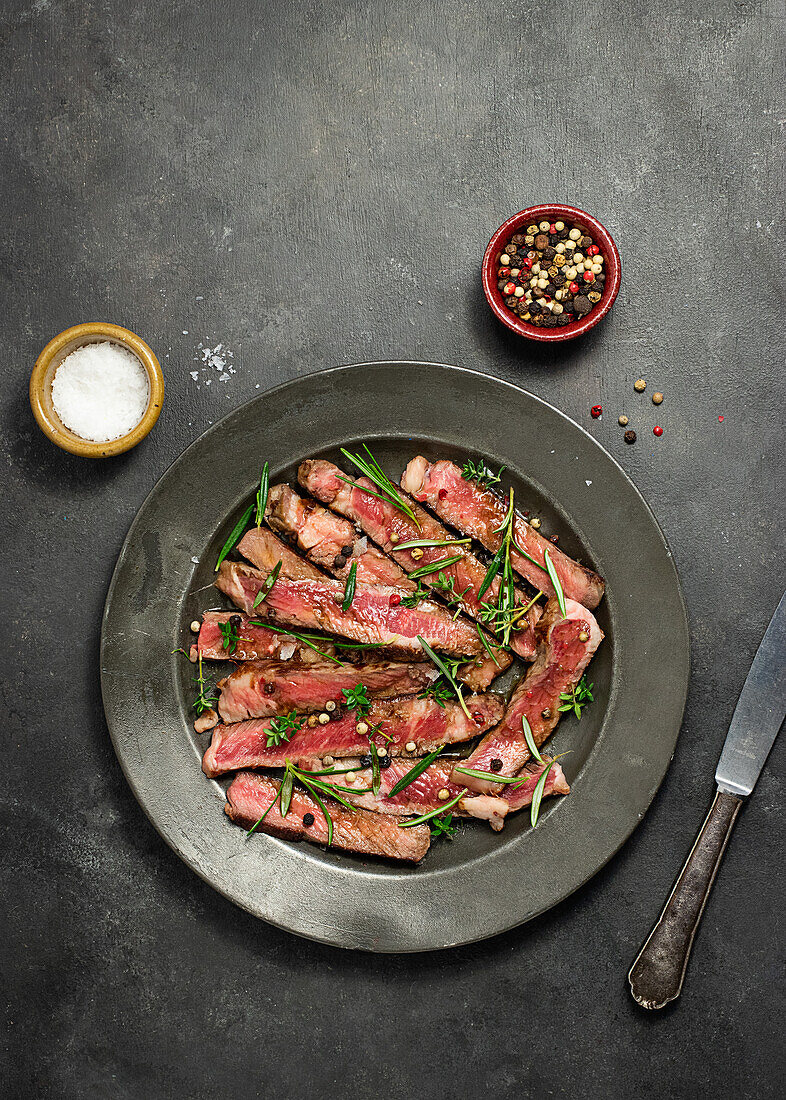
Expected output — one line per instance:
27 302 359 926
543 549 567 618
452 756 566 827
279 769 294 817
247 621 344 666
511 538 550 575
462 458 506 489
339 444 420 528
215 504 254 572
522 715 543 764
342 682 372 717
255 461 269 527
369 739 382 796
407 554 463 580
530 760 556 828
266 710 306 748
391 538 470 552
387 747 445 796
476 623 502 667
430 813 459 840
558 676 594 719
341 561 357 611
251 560 282 608
246 761 360 843
451 765 532 786
219 618 239 655
192 654 218 715
417 636 470 718
398 788 467 827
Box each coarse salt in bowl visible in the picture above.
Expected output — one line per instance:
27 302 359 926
51 341 150 442
30 323 164 457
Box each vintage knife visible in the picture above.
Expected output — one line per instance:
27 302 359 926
628 589 786 1009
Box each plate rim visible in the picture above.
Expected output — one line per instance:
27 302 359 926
101 360 690 951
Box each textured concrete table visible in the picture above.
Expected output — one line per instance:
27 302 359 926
2 1 784 1097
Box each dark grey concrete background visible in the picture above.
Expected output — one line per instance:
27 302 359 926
1 0 784 1097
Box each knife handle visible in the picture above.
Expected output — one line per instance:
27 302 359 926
628 788 743 1010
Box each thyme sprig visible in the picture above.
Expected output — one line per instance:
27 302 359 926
252 560 282 608
219 618 239 655
400 581 430 608
341 561 357 611
462 458 505 489
430 571 472 617
215 504 254 572
558 676 594 719
266 710 306 748
339 444 420 528
192 654 218 716
418 678 455 708
255 461 269 527
417 636 470 717
342 682 372 717
430 813 459 840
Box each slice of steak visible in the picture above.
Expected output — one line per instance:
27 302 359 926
215 560 485 657
216 658 438 723
190 611 328 663
453 597 603 792
331 755 569 831
322 758 510 831
402 457 605 610
225 771 431 863
202 693 503 777
267 483 413 589
237 526 324 580
298 459 539 660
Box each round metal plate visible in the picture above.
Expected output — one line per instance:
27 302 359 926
101 362 689 952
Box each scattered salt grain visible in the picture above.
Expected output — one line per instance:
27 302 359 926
51 341 149 442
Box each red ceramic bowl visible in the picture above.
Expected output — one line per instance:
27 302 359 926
482 204 621 342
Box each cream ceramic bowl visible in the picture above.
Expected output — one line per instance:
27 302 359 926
29 322 164 457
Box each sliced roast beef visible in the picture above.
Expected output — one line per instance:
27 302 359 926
225 771 431 863
401 457 605 610
202 693 503 777
237 526 324 580
330 755 569 831
215 560 485 657
191 612 327 663
267 483 413 589
216 658 438 723
453 597 603 792
298 459 539 660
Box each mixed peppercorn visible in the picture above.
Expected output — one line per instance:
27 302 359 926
496 219 606 328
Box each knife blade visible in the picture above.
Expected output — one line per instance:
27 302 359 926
629 589 785 1009
715 589 786 796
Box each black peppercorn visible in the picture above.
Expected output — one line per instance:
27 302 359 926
624 430 637 444
303 812 315 827
360 753 372 768
489 758 503 772
333 554 347 569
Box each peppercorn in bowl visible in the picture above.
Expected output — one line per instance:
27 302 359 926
482 205 621 342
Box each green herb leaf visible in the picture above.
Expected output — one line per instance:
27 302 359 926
218 618 239 655
255 461 269 527
341 682 372 717
407 554 464 581
339 445 420 528
252 560 282 608
476 624 502 667
417 636 470 718
451 765 532 786
341 561 357 611
387 747 445 797
522 715 543 764
215 504 254 572
558 676 594 720
511 538 550 574
400 580 430 608
370 740 381 797
530 760 556 828
279 768 294 817
246 787 282 836
430 813 458 840
462 458 506 489
478 542 506 599
398 787 467 827
543 548 567 618
391 538 471 552
265 710 305 748
192 654 218 715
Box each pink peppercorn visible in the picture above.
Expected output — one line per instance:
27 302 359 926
591 405 602 419
569 281 579 294
389 594 402 607
653 426 663 437
503 281 516 295
583 271 594 282
438 488 449 500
